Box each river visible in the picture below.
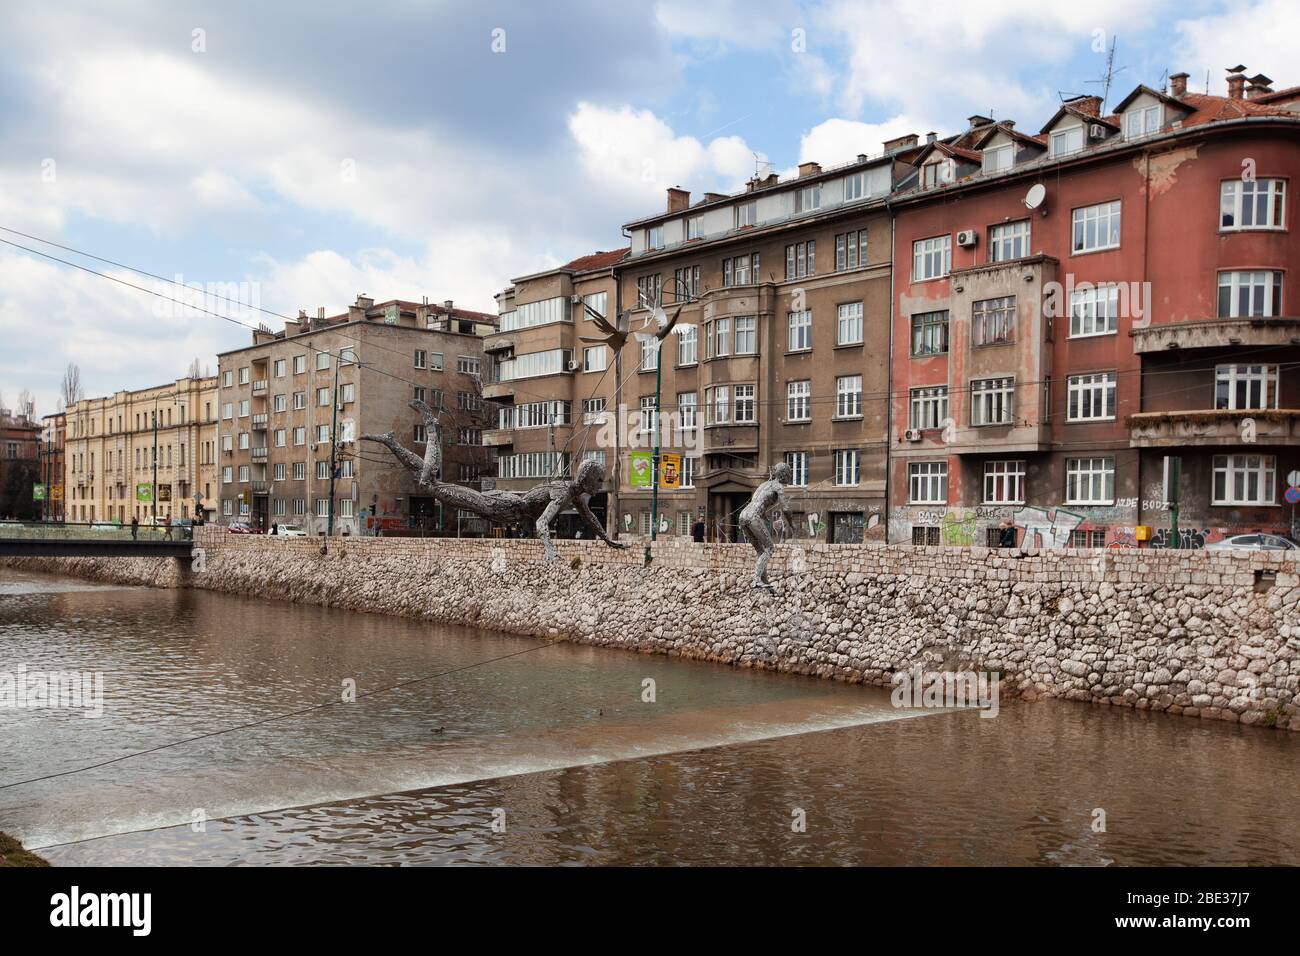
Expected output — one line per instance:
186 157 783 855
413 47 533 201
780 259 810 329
1 569 1295 865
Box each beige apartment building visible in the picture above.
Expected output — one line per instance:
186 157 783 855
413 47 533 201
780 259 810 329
487 251 625 534
615 154 901 543
63 376 221 524
215 296 495 535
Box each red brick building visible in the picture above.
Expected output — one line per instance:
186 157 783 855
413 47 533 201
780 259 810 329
887 68 1300 548
0 406 41 520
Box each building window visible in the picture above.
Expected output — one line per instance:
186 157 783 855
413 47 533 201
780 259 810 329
457 356 480 375
734 316 757 354
316 460 330 480
982 143 1013 174
238 465 250 482
733 384 756 424
222 370 233 387
1123 104 1162 139
222 466 232 484
273 359 286 378
787 380 811 421
316 424 330 443
1067 372 1117 421
913 526 941 546
834 449 860 486
686 216 703 240
909 386 948 430
921 159 955 187
274 429 286 448
1066 457 1115 505
910 310 948 356
909 461 948 503
293 499 306 516
583 346 607 373
674 265 701 298
836 301 863 345
835 375 863 418
238 367 250 385
988 220 1030 262
636 273 662 308
723 252 760 287
1069 284 1120 337
735 201 757 228
1212 454 1276 506
274 463 286 481
677 325 698 365
1218 270 1284 318
317 387 331 407
676 393 696 430
582 291 609 321
788 310 812 351
973 295 1015 345
458 391 481 411
316 352 330 371
647 225 664 250
983 460 1026 504
273 393 287 412
428 353 444 371
639 395 657 434
1050 124 1084 157
1071 200 1121 253
835 230 869 271
1220 178 1285 230
640 334 658 371
1069 529 1107 548
414 350 427 370
293 355 307 374
794 183 821 213
912 235 951 280
681 456 696 488
785 240 816 279
970 377 1014 426
1215 365 1279 410
711 317 731 358
705 385 730 425
784 451 808 487
293 462 306 480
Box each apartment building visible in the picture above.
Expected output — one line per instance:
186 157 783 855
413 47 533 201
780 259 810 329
39 412 66 521
888 67 1300 548
0 404 41 520
63 376 220 524
216 296 495 534
615 159 898 542
487 251 624 534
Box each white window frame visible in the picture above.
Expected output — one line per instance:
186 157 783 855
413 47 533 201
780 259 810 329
909 386 948 430
1215 365 1279 410
735 201 757 228
583 345 607 373
836 301 863 345
1065 457 1115 505
983 460 1026 505
835 375 863 418
733 384 756 424
1050 123 1084 158
908 461 948 504
784 451 809 487
1212 454 1276 506
1066 372 1118 422
1069 284 1120 337
970 377 1014 426
677 325 698 366
982 143 1013 174
734 316 758 355
1071 200 1122 253
1123 104 1162 140
788 310 812 351
912 235 951 281
988 220 1030 263
834 449 861 486
787 380 811 422
1220 178 1286 231
1218 270 1284 318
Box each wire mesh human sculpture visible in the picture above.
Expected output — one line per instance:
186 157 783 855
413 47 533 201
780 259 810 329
738 462 795 588
363 400 627 563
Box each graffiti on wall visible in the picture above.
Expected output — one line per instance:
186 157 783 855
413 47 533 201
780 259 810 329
1012 505 1085 549
1148 526 1212 550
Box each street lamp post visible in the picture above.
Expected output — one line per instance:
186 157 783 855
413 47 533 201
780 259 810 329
326 348 343 536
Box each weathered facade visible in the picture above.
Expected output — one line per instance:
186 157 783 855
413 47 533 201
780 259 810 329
888 70 1300 549
215 296 495 535
62 376 220 524
0 406 41 520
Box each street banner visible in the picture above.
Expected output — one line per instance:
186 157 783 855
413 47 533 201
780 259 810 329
32 483 46 501
629 452 653 489
660 453 681 489
136 483 153 502
51 484 63 501
158 484 172 502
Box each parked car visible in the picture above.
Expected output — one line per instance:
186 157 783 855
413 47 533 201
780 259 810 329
276 524 308 537
1205 534 1299 552
227 521 256 534
89 521 120 532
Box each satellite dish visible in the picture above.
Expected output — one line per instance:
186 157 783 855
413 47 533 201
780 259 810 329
1023 183 1047 210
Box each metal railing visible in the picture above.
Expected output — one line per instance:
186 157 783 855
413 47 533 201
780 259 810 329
0 520 195 541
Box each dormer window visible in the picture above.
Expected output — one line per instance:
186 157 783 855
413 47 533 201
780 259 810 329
686 215 703 240
736 201 757 228
1050 124 1084 157
794 183 821 213
921 158 954 188
1124 104 1162 139
647 225 664 250
982 144 1013 174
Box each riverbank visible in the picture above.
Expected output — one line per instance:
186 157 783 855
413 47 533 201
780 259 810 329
0 831 49 866
4 529 1298 730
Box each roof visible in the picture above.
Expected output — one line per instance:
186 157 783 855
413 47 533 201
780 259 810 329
315 298 497 326
972 122 1048 151
1111 84 1196 115
561 248 629 272
1174 91 1296 126
1254 84 1300 105
1039 101 1120 135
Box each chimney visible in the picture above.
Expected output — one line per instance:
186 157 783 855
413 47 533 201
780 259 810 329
443 299 454 315
856 153 868 162
745 177 760 192
761 172 779 188
703 191 727 203
317 307 325 320
355 294 374 310
666 186 690 212
967 114 993 129
1246 73 1274 99
1168 72 1189 97
1226 66 1246 99
1070 95 1103 117
797 161 822 178
925 131 937 143
882 133 919 153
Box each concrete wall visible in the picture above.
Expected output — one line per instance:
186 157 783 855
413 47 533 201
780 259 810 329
7 528 1298 731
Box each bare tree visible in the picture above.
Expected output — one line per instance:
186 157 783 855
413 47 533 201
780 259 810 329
16 388 34 420
60 363 83 408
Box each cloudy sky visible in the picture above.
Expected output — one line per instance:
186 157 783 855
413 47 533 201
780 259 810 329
0 0 1293 415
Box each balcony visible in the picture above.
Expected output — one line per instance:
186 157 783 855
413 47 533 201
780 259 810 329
252 447 269 460
483 333 517 354
1131 317 1300 353
251 413 268 429
483 382 516 401
1127 408 1300 448
483 429 514 447
252 380 268 394
250 481 270 495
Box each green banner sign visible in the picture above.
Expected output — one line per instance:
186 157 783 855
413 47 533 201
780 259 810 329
136 483 153 503
32 483 46 501
629 452 653 489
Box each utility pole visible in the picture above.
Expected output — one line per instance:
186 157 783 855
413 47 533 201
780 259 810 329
152 396 159 525
326 349 341 536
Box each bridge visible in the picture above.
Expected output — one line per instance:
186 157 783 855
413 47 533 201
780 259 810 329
0 522 196 559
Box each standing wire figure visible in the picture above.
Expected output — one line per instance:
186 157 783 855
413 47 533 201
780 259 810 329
738 462 794 589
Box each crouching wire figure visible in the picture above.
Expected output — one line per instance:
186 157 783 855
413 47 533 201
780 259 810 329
738 462 794 589
363 400 627 563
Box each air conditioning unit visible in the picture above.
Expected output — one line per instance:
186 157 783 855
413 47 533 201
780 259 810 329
904 428 923 442
566 360 581 372
1088 123 1107 140
956 229 978 247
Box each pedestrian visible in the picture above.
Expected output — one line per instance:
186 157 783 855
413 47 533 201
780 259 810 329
163 515 173 540
998 519 1017 549
271 522 278 536
692 517 705 543
130 515 139 541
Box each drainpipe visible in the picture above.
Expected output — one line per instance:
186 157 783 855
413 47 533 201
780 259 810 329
885 208 896 544
611 251 624 542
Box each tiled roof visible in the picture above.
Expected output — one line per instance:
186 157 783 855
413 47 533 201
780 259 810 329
562 248 629 272
1176 92 1295 126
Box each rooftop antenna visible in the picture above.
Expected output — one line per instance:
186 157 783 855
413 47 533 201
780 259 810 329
1084 35 1127 113
752 152 773 179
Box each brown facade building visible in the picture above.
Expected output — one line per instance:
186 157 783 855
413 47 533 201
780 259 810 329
0 404 41 520
39 412 65 521
215 296 495 534
63 376 220 524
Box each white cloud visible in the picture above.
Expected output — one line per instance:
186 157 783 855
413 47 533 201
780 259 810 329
796 116 935 168
1173 0 1299 95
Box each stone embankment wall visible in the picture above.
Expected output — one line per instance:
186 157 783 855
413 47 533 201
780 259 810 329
5 529 1298 730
